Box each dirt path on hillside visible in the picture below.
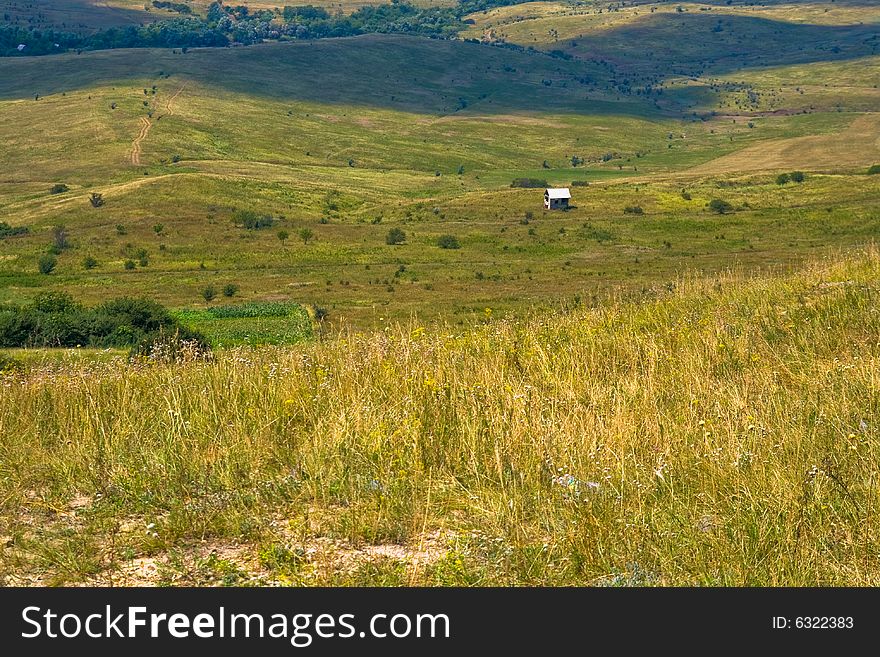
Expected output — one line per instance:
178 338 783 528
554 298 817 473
162 84 186 118
129 116 151 166
129 84 186 166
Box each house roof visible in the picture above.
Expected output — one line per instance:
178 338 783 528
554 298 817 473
545 188 571 199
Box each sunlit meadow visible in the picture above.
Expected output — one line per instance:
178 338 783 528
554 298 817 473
1 247 878 586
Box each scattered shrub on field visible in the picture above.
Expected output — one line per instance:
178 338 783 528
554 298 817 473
571 180 589 187
277 229 289 245
202 286 217 302
0 293 206 349
778 171 805 185
82 256 98 270
623 205 644 215
136 248 149 267
708 199 733 214
49 183 69 194
0 222 28 239
222 283 239 297
681 190 692 200
868 164 880 175
153 223 164 235
116 224 127 235
52 225 69 252
233 209 274 230
298 228 314 245
386 227 406 245
38 254 57 274
89 192 104 208
437 234 460 249
124 259 136 270
510 178 547 189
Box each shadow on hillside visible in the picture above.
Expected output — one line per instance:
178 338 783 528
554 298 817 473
567 12 879 79
630 0 880 6
1 0 156 33
0 8 877 117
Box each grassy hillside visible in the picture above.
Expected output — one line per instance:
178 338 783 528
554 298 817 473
2 249 879 586
464 1 880 76
0 32 877 327
0 0 456 32
1 0 167 33
1 0 879 588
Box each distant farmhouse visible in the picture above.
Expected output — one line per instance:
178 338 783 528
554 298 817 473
544 187 571 210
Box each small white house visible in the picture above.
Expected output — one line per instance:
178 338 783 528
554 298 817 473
16 44 26 52
544 187 571 210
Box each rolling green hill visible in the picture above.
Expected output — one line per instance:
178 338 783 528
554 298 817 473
2 0 880 589
0 1 877 330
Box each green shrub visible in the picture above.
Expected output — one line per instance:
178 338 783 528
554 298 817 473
790 171 805 183
0 294 206 350
868 164 880 175
776 173 790 185
49 183 69 194
708 199 733 214
437 234 460 249
52 225 69 251
386 227 406 245
222 283 239 297
0 222 28 239
202 286 217 302
623 205 644 215
82 256 99 270
124 260 136 270
38 254 57 274
233 209 274 230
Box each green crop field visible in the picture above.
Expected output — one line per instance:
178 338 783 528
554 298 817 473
1 0 879 587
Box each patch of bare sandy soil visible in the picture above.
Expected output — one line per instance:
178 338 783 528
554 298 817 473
2 492 453 586
74 531 451 587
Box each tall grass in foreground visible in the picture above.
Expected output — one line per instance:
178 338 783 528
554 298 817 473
2 249 880 586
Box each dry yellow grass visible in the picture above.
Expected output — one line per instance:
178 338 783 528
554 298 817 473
689 112 880 174
2 247 880 585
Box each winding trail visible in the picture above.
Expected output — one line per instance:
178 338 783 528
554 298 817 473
130 116 151 166
162 84 186 118
129 84 186 166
